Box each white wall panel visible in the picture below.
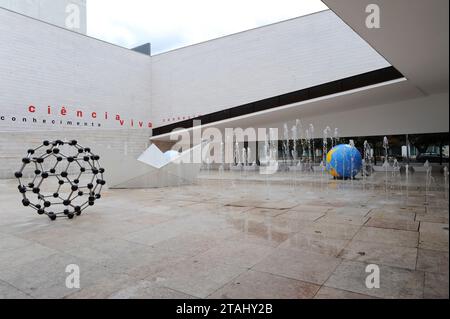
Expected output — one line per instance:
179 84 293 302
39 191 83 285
268 93 450 138
151 10 390 127
0 8 152 132
0 8 152 178
0 0 87 33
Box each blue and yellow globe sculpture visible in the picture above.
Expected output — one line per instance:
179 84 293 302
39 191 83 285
326 144 362 179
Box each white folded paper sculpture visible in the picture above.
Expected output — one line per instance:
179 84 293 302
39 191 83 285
95 141 208 189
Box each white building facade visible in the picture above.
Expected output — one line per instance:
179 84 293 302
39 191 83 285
0 2 448 178
0 0 87 33
0 7 150 178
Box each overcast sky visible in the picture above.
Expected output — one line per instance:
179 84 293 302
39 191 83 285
87 0 328 54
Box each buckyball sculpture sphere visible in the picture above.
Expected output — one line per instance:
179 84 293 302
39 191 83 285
326 144 363 179
14 140 105 220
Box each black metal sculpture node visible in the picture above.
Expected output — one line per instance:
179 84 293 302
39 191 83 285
15 140 105 220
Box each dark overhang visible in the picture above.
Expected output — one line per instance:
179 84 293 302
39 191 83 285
152 66 403 137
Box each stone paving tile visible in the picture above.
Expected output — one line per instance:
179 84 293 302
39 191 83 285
96 245 191 280
0 280 32 299
278 233 349 257
365 217 420 231
0 237 59 272
187 203 251 216
225 199 266 208
0 218 67 236
426 205 449 214
327 206 371 217
0 253 112 299
404 199 427 208
67 274 141 299
225 230 290 248
296 222 361 240
192 240 275 268
0 175 447 299
419 232 449 252
148 259 247 299
314 286 377 299
176 213 239 234
161 200 201 207
108 280 197 299
325 261 425 299
368 209 417 221
303 199 347 208
424 272 449 299
287 205 332 213
62 238 154 265
401 206 426 214
245 208 288 218
133 204 192 218
216 205 254 215
0 234 37 251
208 270 320 299
69 215 148 237
148 233 225 257
253 248 342 285
121 212 176 227
353 227 419 248
121 221 200 246
17 225 112 251
277 210 325 222
317 213 369 226
227 215 307 234
338 240 418 270
255 200 300 210
420 222 449 234
419 222 449 252
195 222 246 241
416 249 449 274
416 212 449 224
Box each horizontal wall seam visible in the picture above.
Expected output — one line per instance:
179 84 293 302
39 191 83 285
152 66 403 136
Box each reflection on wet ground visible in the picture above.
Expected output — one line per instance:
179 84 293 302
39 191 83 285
0 171 448 299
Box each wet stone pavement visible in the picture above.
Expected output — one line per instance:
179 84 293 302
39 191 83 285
0 171 448 299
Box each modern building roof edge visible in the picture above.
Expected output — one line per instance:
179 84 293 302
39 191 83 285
1 6 333 58
0 6 152 58
151 9 331 57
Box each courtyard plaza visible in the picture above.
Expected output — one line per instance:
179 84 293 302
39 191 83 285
0 170 448 299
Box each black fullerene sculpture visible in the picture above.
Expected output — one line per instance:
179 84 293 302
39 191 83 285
14 140 105 220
